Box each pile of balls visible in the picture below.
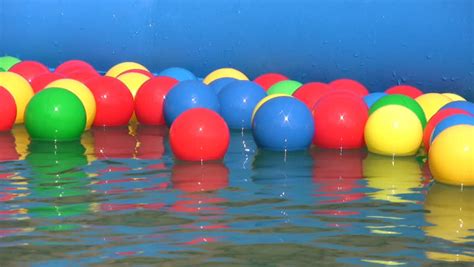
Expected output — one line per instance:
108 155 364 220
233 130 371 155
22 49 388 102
0 55 472 187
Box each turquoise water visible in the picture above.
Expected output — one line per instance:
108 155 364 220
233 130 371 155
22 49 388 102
0 125 472 266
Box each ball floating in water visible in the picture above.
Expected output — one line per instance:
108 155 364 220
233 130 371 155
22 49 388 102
0 86 17 131
0 71 34 123
251 94 289 123
45 78 96 130
329 78 369 97
293 82 332 110
430 114 474 143
209 77 236 95
25 88 86 141
65 68 100 84
164 80 220 126
135 76 179 125
55 60 95 75
267 80 302 95
0 56 21 70
365 105 423 156
118 68 153 79
116 71 151 97
105 62 149 78
312 92 368 149
159 67 196 81
218 80 267 129
30 72 64 93
85 76 134 127
253 73 288 91
429 125 474 186
440 101 474 115
9 60 50 82
442 93 466 101
363 92 388 108
203 67 248 85
252 96 314 151
370 94 427 129
415 93 452 121
170 108 230 162
385 85 423 99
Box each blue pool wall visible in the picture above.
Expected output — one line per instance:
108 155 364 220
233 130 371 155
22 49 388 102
0 0 473 100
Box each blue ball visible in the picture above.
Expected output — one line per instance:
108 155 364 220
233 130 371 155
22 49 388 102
209 77 236 95
431 114 474 143
218 81 267 129
252 96 314 151
440 101 474 115
364 92 388 108
159 67 196 82
164 80 220 126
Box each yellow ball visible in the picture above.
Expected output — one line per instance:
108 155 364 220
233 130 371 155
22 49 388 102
0 72 34 123
442 93 466 101
105 62 149 78
365 105 423 156
415 93 452 120
429 125 474 186
45 79 96 130
203 68 248 85
117 72 151 98
251 94 290 123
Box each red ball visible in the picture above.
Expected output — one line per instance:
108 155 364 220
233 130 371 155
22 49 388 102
312 92 368 149
170 108 230 162
422 108 470 152
119 69 154 79
66 69 100 83
385 85 423 99
30 72 64 93
9 60 50 82
55 60 95 75
0 87 16 131
135 76 179 125
85 76 134 126
329 78 369 97
293 82 332 110
253 73 288 91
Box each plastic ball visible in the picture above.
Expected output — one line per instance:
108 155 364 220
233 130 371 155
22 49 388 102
66 69 100 83
117 71 151 97
25 88 86 141
431 114 474 143
105 62 149 78
385 85 423 99
267 80 302 95
0 56 21 70
0 71 34 123
0 67 4 72
55 60 95 75
135 76 179 125
293 82 332 110
442 93 466 101
164 80 220 126
85 76 134 126
312 92 368 149
251 94 289 122
30 72 64 93
45 78 96 129
429 125 474 186
252 96 314 151
365 105 423 156
364 92 388 108
423 108 471 152
0 87 17 130
209 77 236 94
203 67 248 85
415 93 452 120
217 80 267 129
169 108 230 161
440 101 474 115
118 68 154 79
159 67 196 81
369 94 427 128
253 73 288 91
9 61 50 82
329 78 369 96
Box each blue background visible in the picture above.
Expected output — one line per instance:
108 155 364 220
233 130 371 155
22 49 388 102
0 0 473 99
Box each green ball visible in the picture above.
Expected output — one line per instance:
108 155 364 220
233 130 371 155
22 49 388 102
0 67 5 72
0 56 21 70
267 80 302 95
369 94 427 129
25 88 86 141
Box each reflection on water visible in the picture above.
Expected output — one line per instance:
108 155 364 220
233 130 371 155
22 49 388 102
0 127 471 265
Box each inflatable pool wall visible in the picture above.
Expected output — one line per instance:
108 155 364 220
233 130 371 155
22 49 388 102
1 0 473 100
